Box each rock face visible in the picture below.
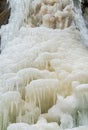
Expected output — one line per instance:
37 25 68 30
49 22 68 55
81 0 88 13
0 0 10 27
81 0 88 26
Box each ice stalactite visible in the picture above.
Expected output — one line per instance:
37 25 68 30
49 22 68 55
42 84 88 129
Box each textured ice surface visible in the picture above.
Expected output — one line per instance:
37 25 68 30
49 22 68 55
0 0 88 130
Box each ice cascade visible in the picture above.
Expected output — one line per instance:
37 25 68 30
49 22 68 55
0 0 88 130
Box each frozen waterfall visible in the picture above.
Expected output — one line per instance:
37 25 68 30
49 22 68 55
0 0 88 130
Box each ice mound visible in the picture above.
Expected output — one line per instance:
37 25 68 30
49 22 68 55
7 119 60 130
0 26 88 130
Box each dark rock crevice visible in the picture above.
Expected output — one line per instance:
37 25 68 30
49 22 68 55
81 0 88 13
81 0 88 28
0 0 11 53
0 0 11 28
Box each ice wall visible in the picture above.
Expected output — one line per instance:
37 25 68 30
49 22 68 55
0 0 88 130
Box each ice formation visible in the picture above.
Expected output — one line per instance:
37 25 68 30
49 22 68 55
0 0 88 130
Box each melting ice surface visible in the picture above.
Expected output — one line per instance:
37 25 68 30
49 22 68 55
0 0 88 130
